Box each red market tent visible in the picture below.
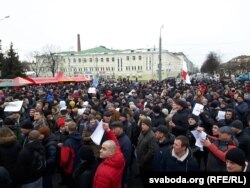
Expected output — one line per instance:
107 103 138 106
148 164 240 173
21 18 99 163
55 72 73 82
71 76 91 82
24 72 91 85
31 77 58 84
12 77 34 85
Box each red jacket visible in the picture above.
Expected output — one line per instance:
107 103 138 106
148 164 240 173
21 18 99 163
207 135 237 162
93 131 125 188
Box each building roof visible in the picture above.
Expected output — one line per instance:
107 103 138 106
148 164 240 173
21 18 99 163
57 46 174 56
58 46 121 56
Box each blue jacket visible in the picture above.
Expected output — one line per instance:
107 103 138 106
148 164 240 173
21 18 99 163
152 134 175 172
117 132 132 166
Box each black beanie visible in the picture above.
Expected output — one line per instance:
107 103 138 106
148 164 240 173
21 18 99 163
225 148 246 167
174 99 187 108
230 120 243 130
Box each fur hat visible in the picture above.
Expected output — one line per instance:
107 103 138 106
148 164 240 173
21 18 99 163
0 127 16 144
141 119 152 127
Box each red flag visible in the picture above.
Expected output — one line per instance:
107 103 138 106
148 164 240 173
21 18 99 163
182 60 191 84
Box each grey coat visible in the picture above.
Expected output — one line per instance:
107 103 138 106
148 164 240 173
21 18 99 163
136 129 157 169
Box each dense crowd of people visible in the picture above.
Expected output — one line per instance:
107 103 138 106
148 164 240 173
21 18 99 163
0 77 250 188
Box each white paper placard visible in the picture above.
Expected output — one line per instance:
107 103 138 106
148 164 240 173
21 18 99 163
4 101 23 112
90 121 104 145
192 103 204 116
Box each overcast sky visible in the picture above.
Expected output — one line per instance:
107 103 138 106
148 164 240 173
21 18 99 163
1 0 250 67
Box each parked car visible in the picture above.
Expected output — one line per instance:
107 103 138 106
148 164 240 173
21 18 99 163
235 72 250 82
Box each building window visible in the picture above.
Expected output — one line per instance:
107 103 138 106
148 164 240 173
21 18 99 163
112 67 114 71
73 58 76 63
112 57 115 62
126 56 129 61
133 56 136 60
78 58 81 63
90 58 92 62
83 58 87 62
106 58 109 62
101 58 103 62
139 56 142 60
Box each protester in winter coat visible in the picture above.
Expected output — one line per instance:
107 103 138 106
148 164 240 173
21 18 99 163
136 119 157 186
93 122 125 188
72 145 98 188
201 126 237 172
231 120 250 161
152 125 175 172
168 99 190 136
16 130 46 188
38 126 58 188
162 135 199 172
60 121 83 188
110 121 132 188
0 126 21 185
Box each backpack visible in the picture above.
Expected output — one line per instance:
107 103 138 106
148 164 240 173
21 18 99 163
30 149 46 176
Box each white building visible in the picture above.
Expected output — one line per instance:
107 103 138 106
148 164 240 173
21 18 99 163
36 45 195 81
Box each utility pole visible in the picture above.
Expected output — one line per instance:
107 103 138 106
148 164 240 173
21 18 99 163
158 25 164 81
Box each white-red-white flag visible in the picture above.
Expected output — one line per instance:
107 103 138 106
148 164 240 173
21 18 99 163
182 60 191 84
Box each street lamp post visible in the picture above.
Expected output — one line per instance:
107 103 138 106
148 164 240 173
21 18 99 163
158 25 164 81
0 16 10 21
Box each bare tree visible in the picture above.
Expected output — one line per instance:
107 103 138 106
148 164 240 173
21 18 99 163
41 45 61 77
200 52 221 74
26 51 44 77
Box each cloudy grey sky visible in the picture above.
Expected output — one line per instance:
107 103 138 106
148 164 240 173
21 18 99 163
1 0 250 67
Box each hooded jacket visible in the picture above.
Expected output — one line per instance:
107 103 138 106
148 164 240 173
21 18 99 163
162 147 199 172
60 131 83 174
0 128 21 183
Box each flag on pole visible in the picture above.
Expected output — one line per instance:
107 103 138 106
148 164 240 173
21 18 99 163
182 60 191 84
